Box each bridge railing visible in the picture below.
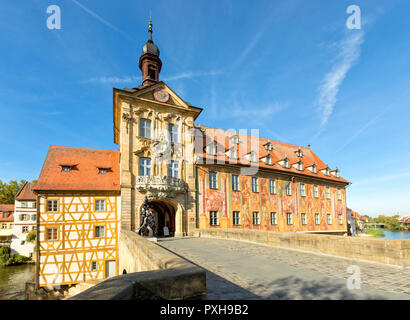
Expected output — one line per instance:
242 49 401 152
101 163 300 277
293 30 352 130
196 228 410 268
69 230 206 300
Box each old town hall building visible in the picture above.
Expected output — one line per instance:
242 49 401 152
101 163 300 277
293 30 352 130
33 21 349 288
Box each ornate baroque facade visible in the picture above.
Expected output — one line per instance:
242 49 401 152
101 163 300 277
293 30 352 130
33 21 349 289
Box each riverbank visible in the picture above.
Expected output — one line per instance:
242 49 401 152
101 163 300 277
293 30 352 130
365 229 385 237
0 264 35 300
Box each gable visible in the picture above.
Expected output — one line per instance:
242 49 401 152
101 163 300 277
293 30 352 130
133 82 190 109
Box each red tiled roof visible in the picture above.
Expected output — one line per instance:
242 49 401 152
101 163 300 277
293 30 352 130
33 145 120 192
195 126 349 184
15 182 36 200
0 205 14 222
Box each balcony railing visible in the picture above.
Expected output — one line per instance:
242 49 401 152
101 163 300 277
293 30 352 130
135 176 187 199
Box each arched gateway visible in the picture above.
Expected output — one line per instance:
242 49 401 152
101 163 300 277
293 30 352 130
137 198 177 237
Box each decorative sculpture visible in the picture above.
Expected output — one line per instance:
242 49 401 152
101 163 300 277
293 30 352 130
136 196 156 237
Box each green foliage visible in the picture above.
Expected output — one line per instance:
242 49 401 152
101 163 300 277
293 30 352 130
0 246 31 266
4 254 30 266
26 230 36 243
365 229 385 237
0 180 27 204
373 215 404 231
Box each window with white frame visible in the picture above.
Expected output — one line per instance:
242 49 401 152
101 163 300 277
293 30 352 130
338 214 343 225
313 185 319 198
286 213 293 225
22 226 28 233
210 211 219 226
31 201 36 208
209 172 217 189
250 152 257 163
300 183 306 197
95 226 105 238
312 164 317 173
315 213 320 225
297 161 303 171
139 158 151 176
95 199 105 212
326 187 330 199
301 213 307 225
21 202 27 208
271 212 277 225
168 161 179 178
269 179 276 194
232 175 239 191
337 189 342 200
252 177 258 193
327 214 332 225
1 224 6 229
286 183 291 196
139 119 151 138
252 212 260 225
265 155 273 165
232 211 240 226
168 124 179 143
47 200 58 212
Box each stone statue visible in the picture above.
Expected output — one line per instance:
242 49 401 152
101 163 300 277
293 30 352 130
136 197 156 237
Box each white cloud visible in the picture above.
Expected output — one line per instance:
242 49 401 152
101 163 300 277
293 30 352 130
82 71 223 85
317 31 364 126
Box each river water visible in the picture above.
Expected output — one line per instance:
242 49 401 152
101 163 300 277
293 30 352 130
380 230 410 239
0 264 35 300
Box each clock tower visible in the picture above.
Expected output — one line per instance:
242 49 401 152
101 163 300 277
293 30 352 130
139 20 162 86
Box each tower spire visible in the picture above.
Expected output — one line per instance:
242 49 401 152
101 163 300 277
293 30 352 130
148 17 153 42
139 16 162 86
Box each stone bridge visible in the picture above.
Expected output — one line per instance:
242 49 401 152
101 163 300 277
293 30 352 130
71 229 410 300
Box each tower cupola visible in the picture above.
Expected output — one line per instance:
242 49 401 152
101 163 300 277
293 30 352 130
139 20 162 86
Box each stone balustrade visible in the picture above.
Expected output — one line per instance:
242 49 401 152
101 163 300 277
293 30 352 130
195 228 410 268
69 230 206 300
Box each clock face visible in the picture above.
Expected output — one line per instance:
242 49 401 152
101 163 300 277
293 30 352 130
153 87 169 103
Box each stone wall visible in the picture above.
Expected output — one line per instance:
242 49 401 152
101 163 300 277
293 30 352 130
69 230 206 300
196 228 410 268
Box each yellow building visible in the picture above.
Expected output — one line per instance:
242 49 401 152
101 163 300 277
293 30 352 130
0 204 14 246
33 146 120 288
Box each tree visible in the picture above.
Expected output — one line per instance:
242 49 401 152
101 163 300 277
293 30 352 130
0 180 31 204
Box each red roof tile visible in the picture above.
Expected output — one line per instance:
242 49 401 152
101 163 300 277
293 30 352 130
0 205 14 222
15 182 36 200
195 126 349 184
33 145 120 192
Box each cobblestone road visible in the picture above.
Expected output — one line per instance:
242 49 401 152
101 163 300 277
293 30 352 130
157 237 410 300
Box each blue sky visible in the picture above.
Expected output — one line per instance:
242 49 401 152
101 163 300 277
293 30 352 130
1 0 410 216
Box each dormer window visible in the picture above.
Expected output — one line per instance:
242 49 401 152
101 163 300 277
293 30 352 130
231 135 240 145
227 147 237 160
297 161 303 171
296 148 304 158
324 167 330 176
283 157 290 169
206 142 217 156
62 166 71 172
265 154 273 165
60 164 76 172
264 142 274 151
335 168 340 178
249 151 257 163
311 164 317 174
